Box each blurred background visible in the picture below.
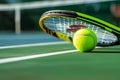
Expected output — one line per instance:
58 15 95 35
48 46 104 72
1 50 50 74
0 0 119 34
0 0 120 47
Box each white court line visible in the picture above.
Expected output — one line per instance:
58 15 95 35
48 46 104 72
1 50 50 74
0 41 101 64
0 41 70 49
0 50 78 64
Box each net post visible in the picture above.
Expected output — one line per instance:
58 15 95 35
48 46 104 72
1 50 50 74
15 6 21 34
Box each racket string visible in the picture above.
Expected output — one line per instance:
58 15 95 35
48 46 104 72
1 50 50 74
44 17 118 46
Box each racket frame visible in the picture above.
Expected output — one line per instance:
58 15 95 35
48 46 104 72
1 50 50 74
39 10 120 46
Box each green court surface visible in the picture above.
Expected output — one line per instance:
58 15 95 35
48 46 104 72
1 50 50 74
0 42 120 80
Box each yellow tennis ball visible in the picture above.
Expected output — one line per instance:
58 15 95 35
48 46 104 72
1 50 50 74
73 28 97 52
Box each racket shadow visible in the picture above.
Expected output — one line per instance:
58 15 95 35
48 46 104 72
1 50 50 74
92 47 120 53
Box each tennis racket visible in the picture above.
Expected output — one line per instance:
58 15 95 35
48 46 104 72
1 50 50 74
39 10 120 46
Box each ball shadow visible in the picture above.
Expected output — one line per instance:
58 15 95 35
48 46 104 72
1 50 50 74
92 47 120 53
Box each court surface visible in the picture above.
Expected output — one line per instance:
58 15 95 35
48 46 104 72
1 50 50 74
0 33 120 80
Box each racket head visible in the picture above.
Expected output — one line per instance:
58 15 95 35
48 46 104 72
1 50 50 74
39 10 120 46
